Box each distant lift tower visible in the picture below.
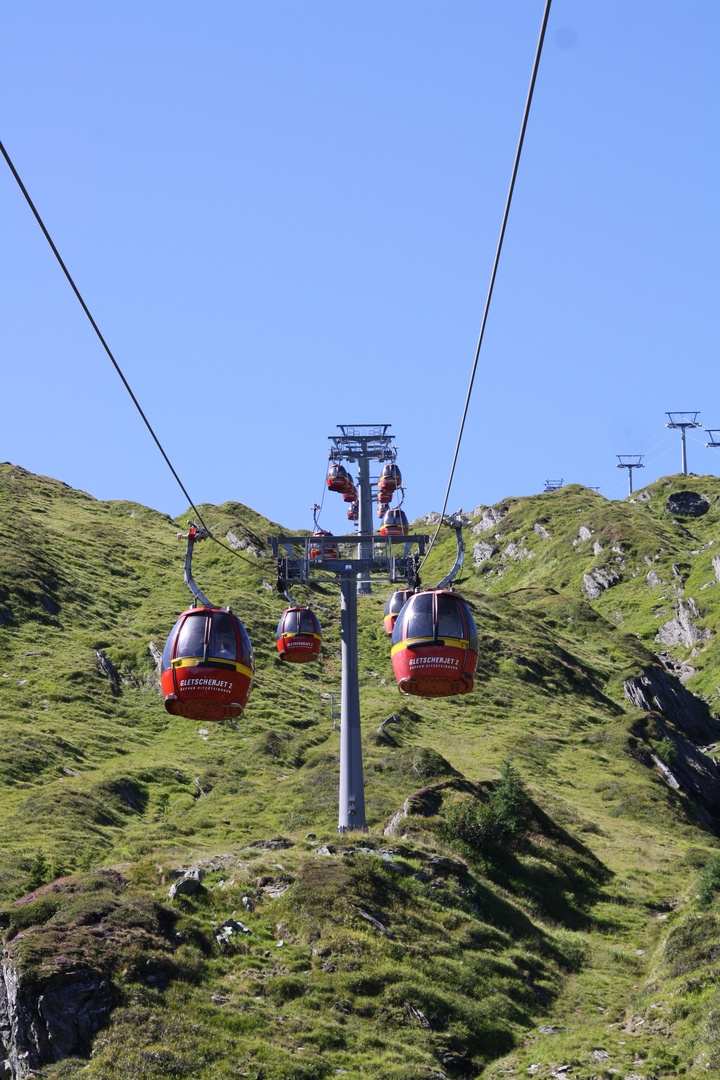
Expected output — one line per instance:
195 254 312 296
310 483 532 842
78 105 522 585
665 412 701 475
616 454 645 496
543 478 564 493
328 425 397 596
706 430 720 449
271 523 427 832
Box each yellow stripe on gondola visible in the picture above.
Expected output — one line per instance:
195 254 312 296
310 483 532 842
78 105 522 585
171 656 254 679
280 633 322 642
390 636 469 659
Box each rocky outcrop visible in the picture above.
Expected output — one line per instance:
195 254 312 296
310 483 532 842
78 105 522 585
168 869 204 899
623 666 719 744
94 650 119 685
0 959 114 1079
665 491 710 517
533 523 551 540
656 598 711 649
473 541 496 566
573 525 594 546
582 567 620 600
713 554 720 583
472 507 506 535
625 668 720 828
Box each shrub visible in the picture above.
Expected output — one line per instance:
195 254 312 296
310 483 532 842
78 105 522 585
26 852 49 891
490 758 529 835
656 738 679 769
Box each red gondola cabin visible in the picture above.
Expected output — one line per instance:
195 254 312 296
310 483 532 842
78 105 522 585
347 500 359 521
378 463 402 496
327 464 351 493
310 530 338 559
383 589 414 635
276 606 322 662
380 509 409 536
391 590 478 697
161 607 254 722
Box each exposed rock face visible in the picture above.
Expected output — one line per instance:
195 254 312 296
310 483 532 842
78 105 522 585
473 541 496 566
665 491 710 517
624 667 720 827
713 554 720 583
94 650 119 685
656 598 711 649
646 570 663 587
226 531 263 557
630 489 653 503
593 540 603 556
573 525 594 546
0 960 114 1078
168 868 204 898
533 523 551 540
583 567 620 600
472 507 506 535
504 541 532 562
623 666 719 744
657 650 697 684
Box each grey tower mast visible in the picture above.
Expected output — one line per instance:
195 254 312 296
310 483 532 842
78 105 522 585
329 425 397 596
665 412 701 475
616 454 645 496
271 429 427 833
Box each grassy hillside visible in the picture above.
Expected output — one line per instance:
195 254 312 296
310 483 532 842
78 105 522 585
1 463 720 1078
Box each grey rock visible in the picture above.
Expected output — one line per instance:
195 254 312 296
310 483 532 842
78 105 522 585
533 523 551 540
713 555 720 583
148 641 163 672
573 525 594 546
472 507 507 535
629 489 653 503
473 541 496 566
226 531 263 557
665 491 710 517
241 896 255 912
672 564 684 583
583 567 620 600
657 651 697 684
593 540 604 556
646 570 662 587
623 666 718 742
0 958 114 1078
425 855 466 873
94 649 120 684
168 869 204 898
656 598 711 648
504 540 532 562
644 555 654 566
215 917 252 948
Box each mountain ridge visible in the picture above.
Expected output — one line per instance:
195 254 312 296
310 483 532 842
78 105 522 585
1 463 720 1078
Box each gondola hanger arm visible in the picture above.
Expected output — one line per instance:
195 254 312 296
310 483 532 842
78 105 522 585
177 522 214 608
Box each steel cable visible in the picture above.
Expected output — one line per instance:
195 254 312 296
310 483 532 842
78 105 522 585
420 0 552 568
0 137 263 567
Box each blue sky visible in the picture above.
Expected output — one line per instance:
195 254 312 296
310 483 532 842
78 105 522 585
1 1 718 533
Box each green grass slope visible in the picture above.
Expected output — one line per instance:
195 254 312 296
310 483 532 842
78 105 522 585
1 464 720 1078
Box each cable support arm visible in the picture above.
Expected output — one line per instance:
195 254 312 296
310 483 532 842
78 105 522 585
178 525 214 608
435 521 465 589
